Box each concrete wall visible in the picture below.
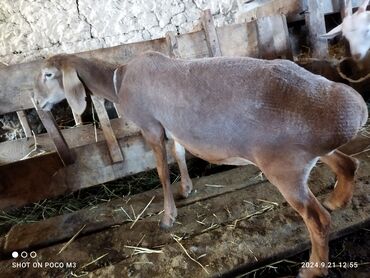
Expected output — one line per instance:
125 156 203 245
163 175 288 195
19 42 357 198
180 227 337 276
0 0 249 65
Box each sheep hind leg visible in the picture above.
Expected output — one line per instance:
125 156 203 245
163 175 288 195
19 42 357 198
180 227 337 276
320 150 359 211
258 154 331 278
170 140 193 198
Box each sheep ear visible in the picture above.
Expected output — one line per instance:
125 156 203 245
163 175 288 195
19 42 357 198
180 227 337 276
113 65 126 95
357 0 369 13
62 65 87 115
320 24 343 39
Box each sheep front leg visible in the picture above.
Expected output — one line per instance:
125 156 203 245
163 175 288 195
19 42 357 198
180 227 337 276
142 126 178 229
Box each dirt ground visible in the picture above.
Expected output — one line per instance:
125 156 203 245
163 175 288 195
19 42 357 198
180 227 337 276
233 225 370 277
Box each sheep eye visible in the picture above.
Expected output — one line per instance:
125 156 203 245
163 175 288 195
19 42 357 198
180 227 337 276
45 73 53 78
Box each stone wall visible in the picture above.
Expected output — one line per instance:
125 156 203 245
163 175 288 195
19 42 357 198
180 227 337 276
0 0 256 65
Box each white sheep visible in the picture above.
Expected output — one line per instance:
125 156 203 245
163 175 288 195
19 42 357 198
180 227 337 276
322 0 370 60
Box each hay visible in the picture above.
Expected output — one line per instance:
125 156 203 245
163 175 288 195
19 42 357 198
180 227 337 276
80 253 109 269
236 259 299 278
58 225 86 254
0 168 164 235
124 245 163 255
20 131 48 160
205 184 225 188
130 196 155 229
171 234 209 274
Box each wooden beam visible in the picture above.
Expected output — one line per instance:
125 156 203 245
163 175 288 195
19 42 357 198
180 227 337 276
201 9 222 57
256 14 293 59
91 96 124 163
166 31 180 58
0 117 139 165
16 110 32 138
36 110 75 166
72 112 83 126
306 0 329 59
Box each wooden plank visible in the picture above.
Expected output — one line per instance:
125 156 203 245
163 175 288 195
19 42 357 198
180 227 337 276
0 118 139 165
246 20 260 57
256 14 293 59
201 9 222 57
91 96 124 163
280 14 294 60
176 30 213 59
218 22 255 57
72 112 83 126
36 110 75 166
306 0 328 59
0 152 369 277
166 31 180 58
15 110 32 138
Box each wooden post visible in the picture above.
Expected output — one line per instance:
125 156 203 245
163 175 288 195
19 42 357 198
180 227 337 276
16 110 33 138
166 31 180 58
30 97 74 166
72 112 83 126
36 110 75 166
306 0 328 59
201 9 222 57
340 0 352 18
91 95 124 163
255 14 293 60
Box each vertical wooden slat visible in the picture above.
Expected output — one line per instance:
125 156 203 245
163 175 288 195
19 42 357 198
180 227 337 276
201 9 222 57
306 0 328 59
280 15 294 60
91 95 124 163
256 16 277 59
72 112 83 126
246 20 260 58
256 15 293 60
31 97 74 166
166 31 180 58
37 111 75 166
16 110 32 138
